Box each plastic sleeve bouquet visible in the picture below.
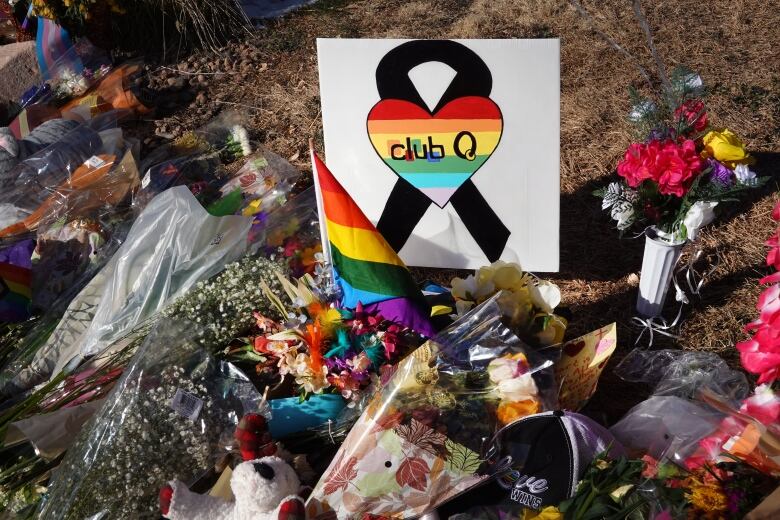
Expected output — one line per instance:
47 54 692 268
305 296 557 519
37 321 265 520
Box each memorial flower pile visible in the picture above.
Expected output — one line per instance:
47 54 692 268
597 67 767 241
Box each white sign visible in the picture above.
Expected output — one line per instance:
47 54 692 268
317 38 560 271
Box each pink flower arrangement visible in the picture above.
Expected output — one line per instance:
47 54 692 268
599 70 765 239
617 139 704 197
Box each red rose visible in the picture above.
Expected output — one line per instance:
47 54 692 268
674 99 708 133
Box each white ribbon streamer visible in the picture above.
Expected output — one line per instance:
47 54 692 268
633 246 721 347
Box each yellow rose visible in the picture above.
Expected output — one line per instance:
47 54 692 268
522 506 564 520
701 129 754 168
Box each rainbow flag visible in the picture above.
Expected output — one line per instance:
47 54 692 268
311 150 435 337
36 18 80 80
0 262 32 322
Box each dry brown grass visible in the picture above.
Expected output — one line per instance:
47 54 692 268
161 0 780 422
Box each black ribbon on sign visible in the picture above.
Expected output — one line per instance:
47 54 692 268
372 40 511 262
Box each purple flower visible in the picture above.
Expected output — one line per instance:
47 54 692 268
708 159 734 186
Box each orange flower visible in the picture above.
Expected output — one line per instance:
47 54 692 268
496 399 540 426
304 319 324 372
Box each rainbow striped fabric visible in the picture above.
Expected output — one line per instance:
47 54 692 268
367 96 502 207
36 18 80 81
0 263 32 322
311 151 435 336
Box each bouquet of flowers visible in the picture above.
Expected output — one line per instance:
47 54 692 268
229 265 422 404
306 297 558 518
597 67 767 242
450 260 566 346
38 322 265 520
558 452 777 520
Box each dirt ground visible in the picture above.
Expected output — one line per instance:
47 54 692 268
137 0 780 423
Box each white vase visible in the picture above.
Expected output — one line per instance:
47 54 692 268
636 227 685 318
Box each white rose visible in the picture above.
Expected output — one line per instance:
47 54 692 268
683 201 718 240
487 357 519 384
496 375 539 402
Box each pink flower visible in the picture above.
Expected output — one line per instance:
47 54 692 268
641 455 659 478
736 331 780 384
617 141 660 187
616 139 703 197
674 99 708 133
756 284 780 327
656 139 704 197
767 233 780 270
772 200 780 221
740 384 780 425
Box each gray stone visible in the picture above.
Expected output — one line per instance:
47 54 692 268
0 41 40 106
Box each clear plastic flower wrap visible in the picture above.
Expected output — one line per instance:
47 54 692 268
21 38 111 106
614 348 750 403
37 320 265 520
3 186 253 393
0 143 140 240
248 187 322 276
0 111 123 206
0 203 135 393
306 295 557 519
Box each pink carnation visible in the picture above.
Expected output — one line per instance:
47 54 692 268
616 139 703 197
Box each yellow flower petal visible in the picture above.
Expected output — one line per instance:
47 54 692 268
522 506 564 520
702 129 753 167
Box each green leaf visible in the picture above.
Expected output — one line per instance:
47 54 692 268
206 188 243 216
444 439 482 475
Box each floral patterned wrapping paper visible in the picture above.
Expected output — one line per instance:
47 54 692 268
307 297 558 518
306 342 489 519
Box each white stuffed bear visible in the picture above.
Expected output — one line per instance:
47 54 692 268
161 456 305 520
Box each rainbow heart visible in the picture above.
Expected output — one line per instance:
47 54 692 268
367 96 503 207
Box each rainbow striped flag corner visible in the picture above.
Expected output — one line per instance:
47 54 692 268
311 150 435 337
0 262 32 323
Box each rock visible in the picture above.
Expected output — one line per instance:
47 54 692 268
0 41 41 106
